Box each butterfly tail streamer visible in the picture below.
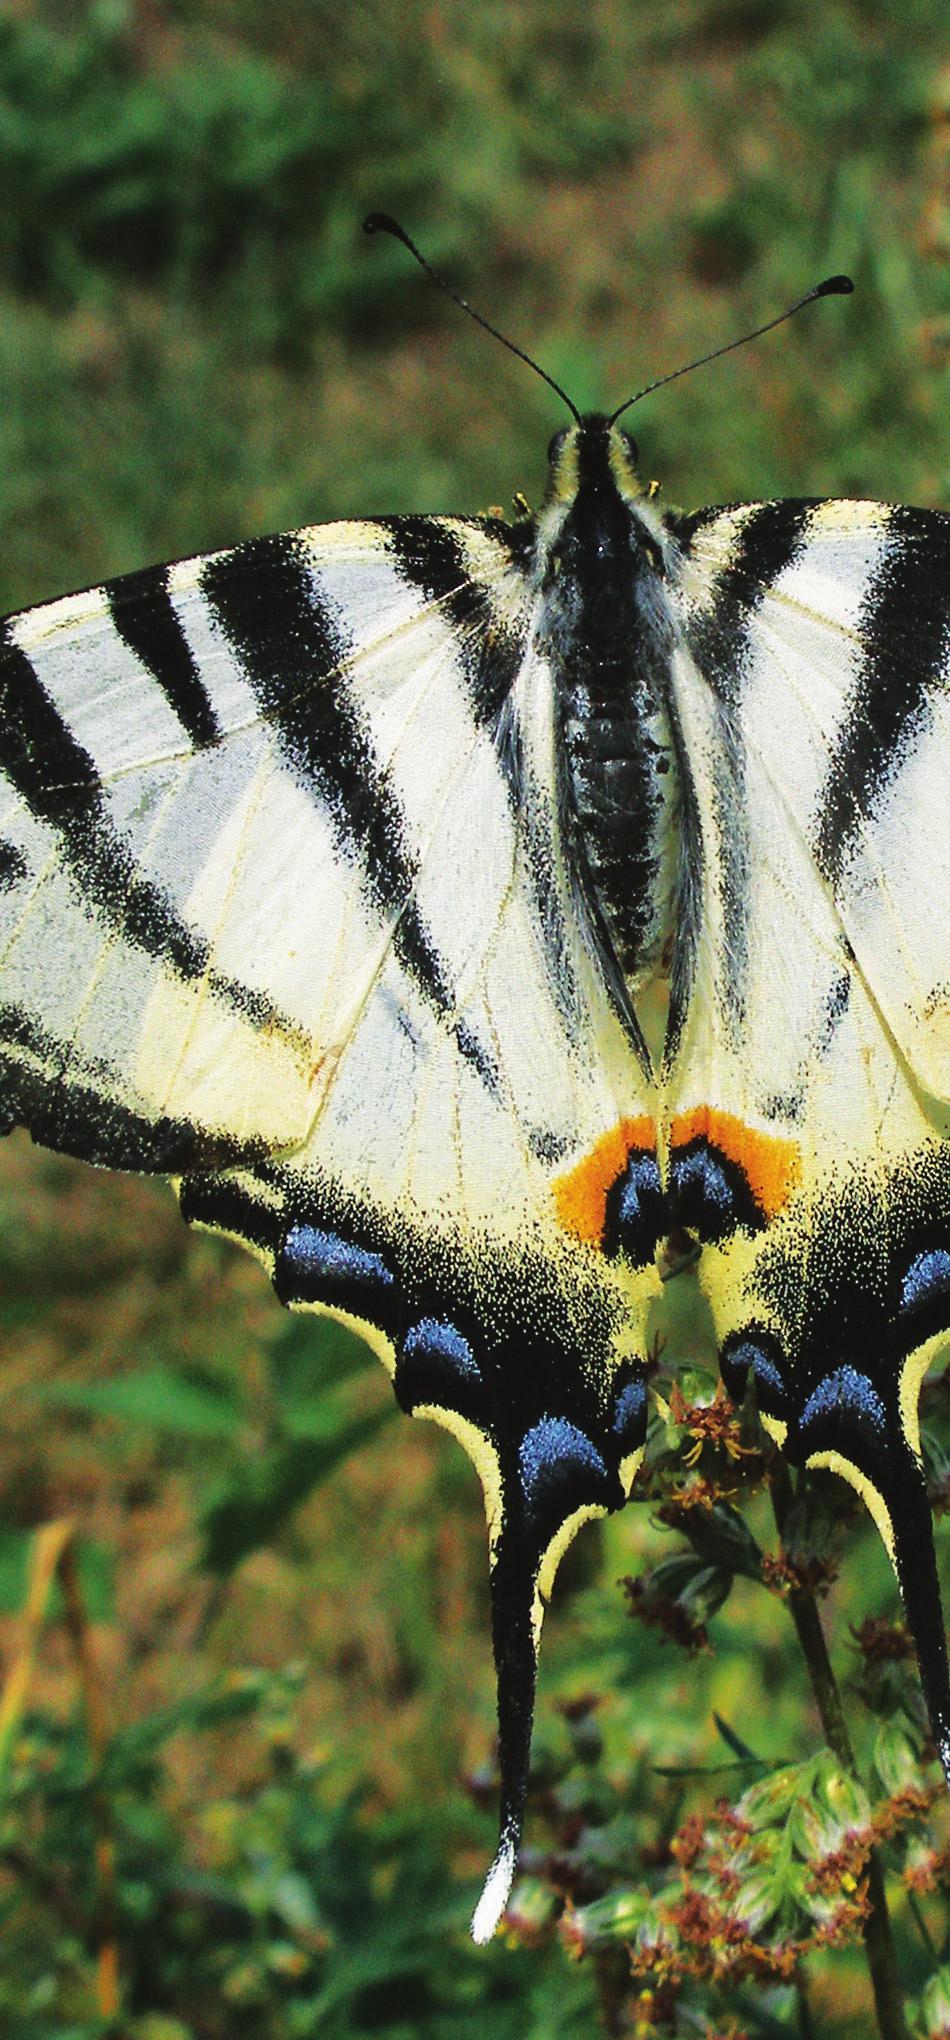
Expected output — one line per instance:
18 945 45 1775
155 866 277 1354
878 1440 950 1781
470 1538 540 1944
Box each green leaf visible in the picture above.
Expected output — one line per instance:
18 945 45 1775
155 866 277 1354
713 1711 765 1763
39 1363 240 1440
268 1312 378 1422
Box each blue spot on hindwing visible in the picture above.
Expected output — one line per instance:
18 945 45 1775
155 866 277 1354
276 1223 396 1322
282 1224 394 1290
617 1154 663 1230
750 1347 786 1399
800 1365 886 1438
394 1314 485 1419
402 1317 480 1380
611 1375 648 1450
676 1146 733 1213
719 1330 788 1413
901 1248 950 1312
603 1150 666 1264
518 1416 609 1528
669 1139 766 1242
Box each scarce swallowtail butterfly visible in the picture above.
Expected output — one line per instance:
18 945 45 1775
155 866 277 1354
1 215 949 1944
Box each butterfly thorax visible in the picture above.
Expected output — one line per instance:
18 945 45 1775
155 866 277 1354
535 416 680 1015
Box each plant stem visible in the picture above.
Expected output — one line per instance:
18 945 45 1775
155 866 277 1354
795 1964 817 2040
769 1461 910 2040
59 1540 121 2025
906 1888 938 1963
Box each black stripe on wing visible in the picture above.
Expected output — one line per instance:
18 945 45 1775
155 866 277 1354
108 562 222 751
0 621 302 1044
384 517 531 756
201 533 498 1091
664 503 742 554
682 500 814 1031
385 517 595 1047
813 506 950 885
0 1001 233 1170
0 620 208 976
684 496 816 688
0 840 26 892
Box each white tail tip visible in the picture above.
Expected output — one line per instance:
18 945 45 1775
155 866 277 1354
470 1836 517 1944
939 1729 950 1784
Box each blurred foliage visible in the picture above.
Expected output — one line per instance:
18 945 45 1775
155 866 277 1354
0 0 950 2034
2 1646 596 2039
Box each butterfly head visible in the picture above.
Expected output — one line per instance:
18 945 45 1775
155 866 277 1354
537 413 672 598
544 413 642 509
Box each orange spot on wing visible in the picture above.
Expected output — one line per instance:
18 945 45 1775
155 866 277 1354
553 1116 656 1245
670 1106 801 1220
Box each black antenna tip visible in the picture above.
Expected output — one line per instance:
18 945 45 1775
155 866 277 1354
816 274 855 297
361 212 581 421
363 212 408 245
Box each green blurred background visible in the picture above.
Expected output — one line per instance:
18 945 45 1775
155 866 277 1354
0 3 948 2035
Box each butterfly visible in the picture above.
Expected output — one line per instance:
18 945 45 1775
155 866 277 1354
2 215 950 1945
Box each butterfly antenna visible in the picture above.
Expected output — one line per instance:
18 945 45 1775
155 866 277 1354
607 273 854 425
364 212 582 424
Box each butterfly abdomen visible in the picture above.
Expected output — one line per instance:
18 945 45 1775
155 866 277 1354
538 417 680 994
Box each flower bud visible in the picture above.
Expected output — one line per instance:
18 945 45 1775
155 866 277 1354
872 1721 924 1796
562 1887 652 1954
914 1963 950 2038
